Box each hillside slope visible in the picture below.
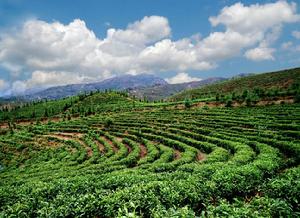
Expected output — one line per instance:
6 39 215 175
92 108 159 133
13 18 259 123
20 74 167 100
1 69 300 217
170 67 300 101
129 77 225 101
0 91 135 122
0 98 299 216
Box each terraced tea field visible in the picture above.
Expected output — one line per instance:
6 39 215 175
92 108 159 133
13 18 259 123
0 102 299 217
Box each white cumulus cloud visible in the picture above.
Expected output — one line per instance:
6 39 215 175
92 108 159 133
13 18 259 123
0 1 299 95
292 30 300 39
106 16 171 45
244 47 275 61
209 1 300 34
281 41 293 50
209 1 299 62
166 72 202 84
9 71 99 95
0 80 8 91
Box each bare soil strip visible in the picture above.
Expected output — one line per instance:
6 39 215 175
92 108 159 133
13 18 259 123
0 97 295 129
139 144 147 158
101 136 118 152
124 143 132 153
94 140 105 153
47 133 93 157
58 132 83 137
174 150 181 160
196 152 206 161
116 137 122 142
116 137 132 153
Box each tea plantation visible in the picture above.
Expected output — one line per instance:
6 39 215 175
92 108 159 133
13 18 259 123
0 92 299 217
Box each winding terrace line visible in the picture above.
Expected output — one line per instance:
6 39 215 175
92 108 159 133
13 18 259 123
116 137 132 153
139 144 147 158
174 150 181 160
47 133 93 157
100 136 118 152
197 152 206 161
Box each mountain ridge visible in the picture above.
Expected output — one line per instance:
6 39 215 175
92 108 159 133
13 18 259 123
129 77 226 101
19 74 167 100
5 74 226 101
170 67 300 101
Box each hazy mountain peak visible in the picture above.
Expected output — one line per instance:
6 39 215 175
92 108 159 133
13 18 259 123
18 74 167 100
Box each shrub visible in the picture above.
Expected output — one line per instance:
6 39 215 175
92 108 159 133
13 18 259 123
225 100 232 107
294 92 300 103
104 117 114 128
246 98 252 106
242 90 248 99
184 98 192 109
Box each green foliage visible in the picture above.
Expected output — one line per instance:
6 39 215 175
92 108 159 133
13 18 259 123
184 98 192 109
246 97 252 106
0 90 299 217
294 92 300 103
231 92 236 100
215 93 220 101
225 100 232 107
171 67 300 101
104 117 114 128
242 89 248 99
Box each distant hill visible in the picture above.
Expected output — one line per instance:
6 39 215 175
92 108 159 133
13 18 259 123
170 67 300 101
0 96 26 109
7 74 225 101
129 77 226 101
1 67 299 122
22 74 167 100
0 91 136 121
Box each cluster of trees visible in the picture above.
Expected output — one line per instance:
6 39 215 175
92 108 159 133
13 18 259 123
178 82 300 109
216 90 252 107
184 98 192 109
216 83 300 107
0 90 129 121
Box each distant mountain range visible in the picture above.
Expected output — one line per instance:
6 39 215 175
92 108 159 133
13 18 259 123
129 77 226 101
4 74 225 101
21 74 167 100
1 67 297 104
170 67 300 101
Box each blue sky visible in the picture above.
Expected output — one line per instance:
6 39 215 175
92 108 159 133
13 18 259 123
0 0 300 95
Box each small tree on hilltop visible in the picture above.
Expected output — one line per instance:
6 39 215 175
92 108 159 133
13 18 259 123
104 117 114 128
246 97 252 107
231 92 236 101
294 92 300 103
216 94 220 101
8 121 14 135
184 98 192 109
225 100 232 107
242 90 248 100
44 108 49 117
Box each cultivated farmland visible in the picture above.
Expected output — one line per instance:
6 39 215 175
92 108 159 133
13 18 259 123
0 92 299 216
